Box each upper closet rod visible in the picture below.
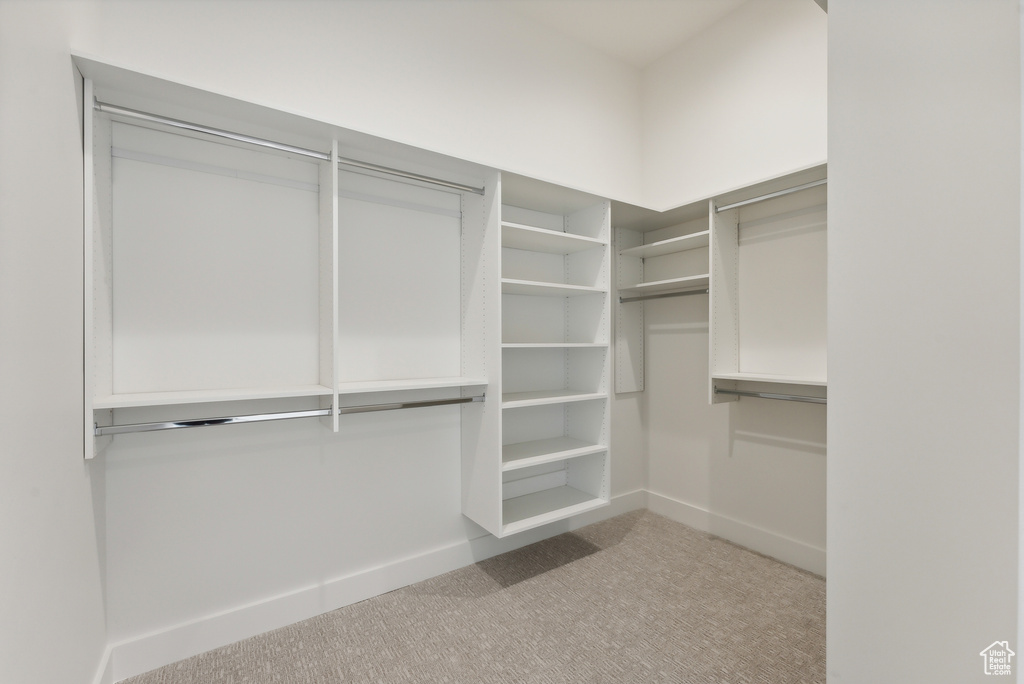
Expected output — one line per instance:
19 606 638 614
94 395 485 437
337 157 484 195
93 100 486 195
714 178 827 213
95 100 331 161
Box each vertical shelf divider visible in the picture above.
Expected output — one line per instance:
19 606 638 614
83 76 110 458
461 170 503 536
709 199 740 404
614 227 644 393
321 140 340 430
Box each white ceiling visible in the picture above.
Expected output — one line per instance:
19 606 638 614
505 0 750 68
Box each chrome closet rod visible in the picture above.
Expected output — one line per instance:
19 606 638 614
94 100 331 161
619 288 708 304
337 395 484 414
337 158 484 195
93 100 486 195
94 395 485 436
714 387 826 405
715 178 827 213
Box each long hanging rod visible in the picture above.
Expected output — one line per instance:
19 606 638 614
714 387 826 405
95 100 331 161
715 178 827 213
337 158 484 195
619 288 708 304
93 100 485 195
94 395 485 437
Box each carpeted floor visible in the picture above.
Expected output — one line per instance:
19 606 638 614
124 511 825 683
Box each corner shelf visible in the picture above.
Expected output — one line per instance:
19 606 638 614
502 221 606 254
614 215 711 393
502 342 607 349
618 230 709 258
618 274 709 297
502 486 607 536
502 436 607 472
501 389 607 408
501 278 606 297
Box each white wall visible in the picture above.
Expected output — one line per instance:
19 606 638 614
67 0 650 678
828 2 1019 683
0 3 108 684
641 270 827 575
0 1 830 681
84 0 644 205
641 0 827 210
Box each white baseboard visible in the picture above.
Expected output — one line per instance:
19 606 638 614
646 490 826 577
107 490 647 682
104 489 816 682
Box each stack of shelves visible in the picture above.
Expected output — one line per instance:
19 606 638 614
613 208 711 393
617 228 710 299
495 200 612 536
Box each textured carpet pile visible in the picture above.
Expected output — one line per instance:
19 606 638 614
125 511 825 683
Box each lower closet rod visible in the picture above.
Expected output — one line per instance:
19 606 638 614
714 388 826 405
94 395 485 436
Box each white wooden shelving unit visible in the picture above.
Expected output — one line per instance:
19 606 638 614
613 202 711 393
459 179 611 537
612 166 827 403
80 57 495 459
78 58 611 539
709 165 828 404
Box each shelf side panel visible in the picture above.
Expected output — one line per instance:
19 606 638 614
320 141 340 430
615 227 644 393
461 170 503 537
85 77 112 458
710 202 740 403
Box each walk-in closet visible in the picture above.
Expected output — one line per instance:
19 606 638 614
4 2 1019 684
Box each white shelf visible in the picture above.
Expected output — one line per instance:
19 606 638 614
337 376 487 394
502 437 606 472
93 384 334 410
502 389 607 408
502 221 606 254
502 343 607 349
712 372 827 387
502 278 606 297
501 486 608 535
619 230 709 258
619 274 709 296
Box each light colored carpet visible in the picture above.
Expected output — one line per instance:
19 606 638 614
124 511 825 683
